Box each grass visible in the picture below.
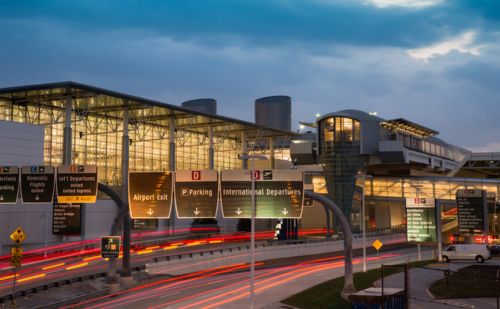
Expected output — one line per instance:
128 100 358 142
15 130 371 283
282 260 433 309
430 264 500 298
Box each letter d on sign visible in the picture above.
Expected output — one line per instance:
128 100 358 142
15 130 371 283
192 171 201 180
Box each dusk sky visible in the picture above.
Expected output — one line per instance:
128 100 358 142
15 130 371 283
1 0 499 151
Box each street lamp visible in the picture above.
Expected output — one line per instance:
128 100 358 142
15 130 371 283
356 173 372 272
238 153 267 309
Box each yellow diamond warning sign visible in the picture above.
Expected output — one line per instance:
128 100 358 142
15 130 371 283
10 227 26 245
372 239 383 251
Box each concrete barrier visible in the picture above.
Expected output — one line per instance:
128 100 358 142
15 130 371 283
146 234 406 275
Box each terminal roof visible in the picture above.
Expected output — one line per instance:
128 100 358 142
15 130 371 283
381 118 438 138
0 81 298 140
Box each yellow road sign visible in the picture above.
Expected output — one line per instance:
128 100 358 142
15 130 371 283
10 227 26 245
10 247 22 267
372 239 383 251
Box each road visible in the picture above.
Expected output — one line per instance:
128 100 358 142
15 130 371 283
66 247 430 309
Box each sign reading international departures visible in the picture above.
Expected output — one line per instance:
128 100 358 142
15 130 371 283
20 166 55 203
129 171 173 218
0 166 19 204
221 169 304 219
405 197 437 243
175 170 218 218
457 189 488 236
56 165 98 203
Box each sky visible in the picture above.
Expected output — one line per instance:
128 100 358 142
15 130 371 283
0 0 499 151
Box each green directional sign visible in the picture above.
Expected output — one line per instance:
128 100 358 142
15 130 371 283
129 171 173 219
20 166 55 203
175 170 218 218
221 169 304 219
0 166 19 204
405 197 437 243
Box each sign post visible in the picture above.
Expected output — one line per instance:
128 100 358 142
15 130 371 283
101 236 121 259
20 166 55 203
128 172 173 218
56 165 98 203
220 169 304 219
175 170 218 218
0 166 19 204
9 227 26 305
457 189 488 240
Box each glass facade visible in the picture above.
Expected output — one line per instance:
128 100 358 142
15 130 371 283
318 116 366 231
0 86 287 191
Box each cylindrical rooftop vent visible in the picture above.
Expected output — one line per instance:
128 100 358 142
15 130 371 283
182 98 217 115
255 96 291 131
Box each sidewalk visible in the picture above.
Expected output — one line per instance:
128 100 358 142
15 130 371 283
373 262 497 309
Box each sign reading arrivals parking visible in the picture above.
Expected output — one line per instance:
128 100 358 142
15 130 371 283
457 189 488 236
0 166 19 204
175 170 218 218
56 165 98 203
129 172 173 219
20 166 55 203
405 197 437 243
101 236 121 259
221 169 304 219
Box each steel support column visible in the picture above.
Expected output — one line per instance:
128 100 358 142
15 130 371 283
208 126 214 170
63 96 72 165
121 107 131 277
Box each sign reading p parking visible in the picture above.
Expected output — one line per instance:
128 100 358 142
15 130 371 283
175 170 218 218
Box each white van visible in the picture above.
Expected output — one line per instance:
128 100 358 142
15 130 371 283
442 244 491 263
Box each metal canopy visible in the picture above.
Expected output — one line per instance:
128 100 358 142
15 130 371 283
381 118 438 138
0 81 298 140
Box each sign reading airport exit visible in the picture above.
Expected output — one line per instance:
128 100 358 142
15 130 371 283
128 172 173 219
175 170 218 218
220 169 304 219
56 165 98 203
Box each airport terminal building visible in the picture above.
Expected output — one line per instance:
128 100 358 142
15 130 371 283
1 81 499 251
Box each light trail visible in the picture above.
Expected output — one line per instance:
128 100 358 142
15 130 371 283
66 262 89 271
17 273 46 283
42 262 66 270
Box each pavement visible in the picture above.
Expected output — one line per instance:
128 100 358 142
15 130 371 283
258 251 500 309
6 246 500 308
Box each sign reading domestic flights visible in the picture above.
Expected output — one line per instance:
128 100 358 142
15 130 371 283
405 197 437 243
175 170 218 218
52 199 82 235
20 166 55 203
129 172 173 218
220 169 303 218
0 166 19 204
457 189 488 236
101 236 121 258
56 165 98 203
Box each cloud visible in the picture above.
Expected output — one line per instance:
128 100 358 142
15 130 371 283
407 30 484 61
467 142 500 153
362 0 444 9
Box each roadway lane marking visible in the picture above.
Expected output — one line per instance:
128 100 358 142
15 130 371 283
159 291 181 299
17 273 46 283
42 262 66 270
66 262 89 271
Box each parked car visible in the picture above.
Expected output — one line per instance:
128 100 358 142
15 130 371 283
442 244 491 263
488 244 500 256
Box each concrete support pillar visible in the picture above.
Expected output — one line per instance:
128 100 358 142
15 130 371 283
269 137 275 169
168 118 176 234
121 107 131 277
208 126 214 170
63 96 72 165
241 132 248 169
